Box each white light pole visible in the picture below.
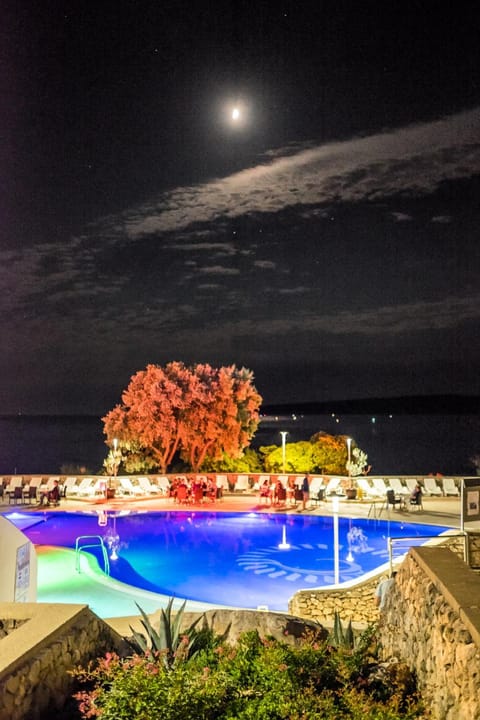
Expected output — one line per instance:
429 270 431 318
332 496 340 584
280 431 288 474
346 437 352 476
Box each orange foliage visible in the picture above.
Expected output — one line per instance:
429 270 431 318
102 362 262 472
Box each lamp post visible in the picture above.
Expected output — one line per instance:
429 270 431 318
346 437 352 476
108 438 120 498
280 431 288 474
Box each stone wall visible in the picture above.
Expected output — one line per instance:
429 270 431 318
0 603 129 720
288 531 480 625
288 574 380 625
380 547 480 720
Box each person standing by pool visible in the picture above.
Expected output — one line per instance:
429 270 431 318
374 571 397 612
301 474 310 511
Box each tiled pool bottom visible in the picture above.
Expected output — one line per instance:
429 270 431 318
8 509 453 616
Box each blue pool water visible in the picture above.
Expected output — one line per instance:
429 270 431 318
9 510 451 611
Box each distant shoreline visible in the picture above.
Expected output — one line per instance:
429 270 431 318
262 394 480 416
2 394 479 420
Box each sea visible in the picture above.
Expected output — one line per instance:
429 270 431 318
0 412 479 477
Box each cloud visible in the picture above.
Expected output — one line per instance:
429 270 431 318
116 107 480 238
431 215 453 223
197 265 240 275
254 260 277 269
391 212 413 222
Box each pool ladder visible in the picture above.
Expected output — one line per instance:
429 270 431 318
75 535 110 576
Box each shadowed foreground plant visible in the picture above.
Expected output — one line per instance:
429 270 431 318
72 626 427 720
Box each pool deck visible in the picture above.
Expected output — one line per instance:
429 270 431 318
2 491 476 635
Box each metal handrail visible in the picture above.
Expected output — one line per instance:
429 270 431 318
388 531 468 573
75 534 110 576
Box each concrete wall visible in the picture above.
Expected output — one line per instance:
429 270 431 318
0 517 37 603
379 547 480 720
0 602 128 720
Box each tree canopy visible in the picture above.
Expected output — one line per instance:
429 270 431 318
102 362 262 472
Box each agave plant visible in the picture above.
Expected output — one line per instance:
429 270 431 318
129 597 203 669
129 599 231 669
329 611 355 650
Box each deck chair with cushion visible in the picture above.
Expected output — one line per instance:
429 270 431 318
118 477 144 496
423 478 443 496
155 476 171 495
388 478 409 496
442 478 459 496
137 476 161 494
234 475 250 492
324 477 343 496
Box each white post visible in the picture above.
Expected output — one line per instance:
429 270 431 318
280 431 288 474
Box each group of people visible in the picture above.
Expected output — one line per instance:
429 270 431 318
259 474 310 510
170 475 220 504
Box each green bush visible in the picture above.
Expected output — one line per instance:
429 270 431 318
72 626 425 719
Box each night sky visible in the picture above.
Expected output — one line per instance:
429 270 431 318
3 2 480 414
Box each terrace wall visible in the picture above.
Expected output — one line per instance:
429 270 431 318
288 531 480 623
380 547 480 720
0 602 129 720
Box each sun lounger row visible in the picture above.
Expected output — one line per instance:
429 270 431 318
355 476 460 498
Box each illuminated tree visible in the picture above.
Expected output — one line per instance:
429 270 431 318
261 441 314 473
102 362 262 473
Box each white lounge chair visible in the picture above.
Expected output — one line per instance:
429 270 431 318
423 478 443 496
324 477 344 496
404 478 418 494
137 476 161 494
356 478 376 497
38 477 59 496
234 475 250 492
70 477 96 497
308 476 324 495
372 478 388 495
118 477 144 496
389 478 409 496
215 475 229 491
442 477 459 496
154 476 171 495
252 474 270 491
61 476 78 497
5 476 24 504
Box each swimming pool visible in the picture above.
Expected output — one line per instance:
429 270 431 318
10 510 451 611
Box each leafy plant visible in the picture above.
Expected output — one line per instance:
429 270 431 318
129 601 231 671
330 611 356 650
73 626 425 719
129 598 203 668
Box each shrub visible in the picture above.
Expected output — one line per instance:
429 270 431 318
72 625 425 719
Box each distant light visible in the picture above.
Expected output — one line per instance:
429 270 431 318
371 417 376 424
232 107 240 121
335 418 340 423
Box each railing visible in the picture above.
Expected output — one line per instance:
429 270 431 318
388 531 468 572
75 534 110 576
